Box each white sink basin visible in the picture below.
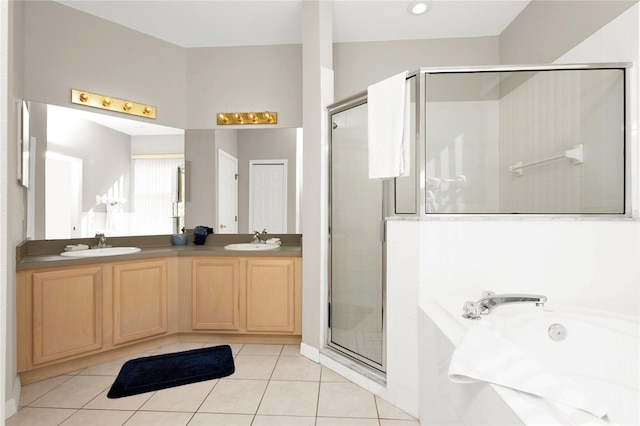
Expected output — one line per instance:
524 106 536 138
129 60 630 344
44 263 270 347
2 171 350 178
224 243 280 251
60 247 141 258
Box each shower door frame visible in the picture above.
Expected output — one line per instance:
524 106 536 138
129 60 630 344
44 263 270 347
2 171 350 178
327 92 389 374
326 70 422 374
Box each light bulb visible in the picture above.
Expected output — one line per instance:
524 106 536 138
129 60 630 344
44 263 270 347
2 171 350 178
408 1 430 15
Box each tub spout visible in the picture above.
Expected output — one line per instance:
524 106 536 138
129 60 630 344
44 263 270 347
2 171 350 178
462 291 547 320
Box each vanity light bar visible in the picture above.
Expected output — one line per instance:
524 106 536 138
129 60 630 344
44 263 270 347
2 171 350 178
217 111 277 125
71 89 156 119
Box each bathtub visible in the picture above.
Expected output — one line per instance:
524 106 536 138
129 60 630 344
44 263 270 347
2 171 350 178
418 297 639 425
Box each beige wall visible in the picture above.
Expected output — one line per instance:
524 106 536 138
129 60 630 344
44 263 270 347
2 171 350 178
22 0 187 130
184 129 216 228
500 0 637 64
186 45 302 129
333 36 500 100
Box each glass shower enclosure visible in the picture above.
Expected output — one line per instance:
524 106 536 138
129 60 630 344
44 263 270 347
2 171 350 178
326 63 627 376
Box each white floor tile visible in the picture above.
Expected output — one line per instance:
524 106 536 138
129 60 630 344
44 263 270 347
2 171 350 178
85 389 154 411
140 380 216 412
271 355 321 381
198 379 268 414
280 344 302 356
379 420 421 426
316 417 380 426
123 411 193 426
231 355 278 379
18 375 74 407
320 366 350 382
317 382 378 418
238 344 283 356
252 415 316 425
188 413 253 426
59 409 135 426
5 407 76 426
29 375 114 409
257 380 319 417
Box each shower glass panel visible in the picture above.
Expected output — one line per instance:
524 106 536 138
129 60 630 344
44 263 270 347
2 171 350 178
424 68 625 214
329 101 385 372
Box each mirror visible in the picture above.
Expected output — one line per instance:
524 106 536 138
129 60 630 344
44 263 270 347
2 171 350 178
28 101 301 239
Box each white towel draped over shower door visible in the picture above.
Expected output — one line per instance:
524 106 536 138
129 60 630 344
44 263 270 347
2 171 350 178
367 70 410 179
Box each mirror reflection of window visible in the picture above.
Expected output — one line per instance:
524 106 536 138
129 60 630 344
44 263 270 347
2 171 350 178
132 157 185 235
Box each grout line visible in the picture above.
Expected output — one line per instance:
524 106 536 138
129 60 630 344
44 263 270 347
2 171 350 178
54 408 79 426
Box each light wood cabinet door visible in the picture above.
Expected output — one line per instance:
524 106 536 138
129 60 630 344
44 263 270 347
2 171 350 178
191 258 241 330
246 258 296 333
113 259 168 345
32 266 104 365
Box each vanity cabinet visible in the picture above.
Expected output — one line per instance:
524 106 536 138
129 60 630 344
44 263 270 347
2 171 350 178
112 259 169 345
16 251 300 381
17 257 174 373
30 266 104 366
186 256 301 335
191 258 241 331
246 258 297 333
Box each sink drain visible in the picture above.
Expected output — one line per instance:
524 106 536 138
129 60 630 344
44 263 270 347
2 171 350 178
548 323 567 341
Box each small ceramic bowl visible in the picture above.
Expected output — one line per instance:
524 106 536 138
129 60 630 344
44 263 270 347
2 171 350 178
172 234 188 246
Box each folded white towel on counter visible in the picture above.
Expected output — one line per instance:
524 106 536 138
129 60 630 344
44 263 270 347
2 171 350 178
367 71 410 179
448 325 608 418
64 244 89 252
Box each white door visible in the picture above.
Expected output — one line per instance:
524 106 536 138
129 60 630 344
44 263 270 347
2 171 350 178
45 152 82 239
217 149 238 234
249 160 287 233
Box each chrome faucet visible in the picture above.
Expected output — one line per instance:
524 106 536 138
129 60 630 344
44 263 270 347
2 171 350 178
462 291 547 320
95 232 107 248
252 229 268 243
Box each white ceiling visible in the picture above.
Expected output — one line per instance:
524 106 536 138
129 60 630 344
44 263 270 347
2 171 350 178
54 0 530 48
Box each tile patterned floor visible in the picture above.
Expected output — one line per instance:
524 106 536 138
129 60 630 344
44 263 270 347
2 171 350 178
7 343 419 426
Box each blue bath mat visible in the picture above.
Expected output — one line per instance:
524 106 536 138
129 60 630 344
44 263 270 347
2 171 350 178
107 345 235 398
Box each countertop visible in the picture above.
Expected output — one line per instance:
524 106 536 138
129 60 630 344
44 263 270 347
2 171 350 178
17 234 302 270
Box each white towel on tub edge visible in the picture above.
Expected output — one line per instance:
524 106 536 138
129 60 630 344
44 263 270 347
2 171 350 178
448 324 608 418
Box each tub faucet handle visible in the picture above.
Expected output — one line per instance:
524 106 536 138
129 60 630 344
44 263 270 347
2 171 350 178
462 301 482 320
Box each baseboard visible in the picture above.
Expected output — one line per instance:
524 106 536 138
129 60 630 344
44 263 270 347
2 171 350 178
4 375 21 419
300 342 320 362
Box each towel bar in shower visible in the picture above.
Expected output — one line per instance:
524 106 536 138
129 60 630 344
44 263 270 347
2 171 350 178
509 144 583 177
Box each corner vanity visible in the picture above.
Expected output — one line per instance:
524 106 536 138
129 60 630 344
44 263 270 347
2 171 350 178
15 234 302 384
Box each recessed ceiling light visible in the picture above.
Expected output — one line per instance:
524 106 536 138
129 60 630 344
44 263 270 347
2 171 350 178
408 0 432 15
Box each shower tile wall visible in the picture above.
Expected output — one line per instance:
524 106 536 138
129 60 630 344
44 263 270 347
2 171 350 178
425 69 624 214
499 69 625 213
425 100 500 213
331 104 383 365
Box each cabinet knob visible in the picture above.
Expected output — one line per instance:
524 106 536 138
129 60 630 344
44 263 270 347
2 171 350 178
220 224 227 229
